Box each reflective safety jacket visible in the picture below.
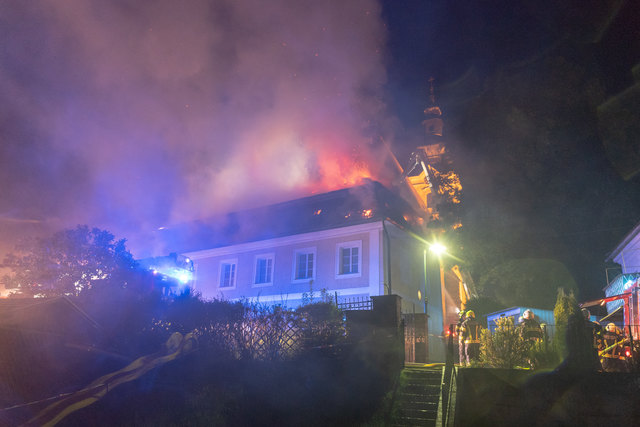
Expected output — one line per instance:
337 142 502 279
461 318 482 344
455 317 466 342
585 321 602 350
601 331 625 360
519 318 543 341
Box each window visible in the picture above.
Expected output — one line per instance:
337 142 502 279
254 254 274 286
341 247 359 274
336 241 362 277
219 260 237 288
294 248 316 281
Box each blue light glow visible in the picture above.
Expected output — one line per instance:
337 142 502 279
148 266 192 284
176 270 191 284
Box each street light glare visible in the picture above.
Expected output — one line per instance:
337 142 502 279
430 243 446 255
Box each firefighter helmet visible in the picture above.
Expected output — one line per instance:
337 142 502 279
606 322 617 333
523 309 534 320
466 310 475 319
581 308 590 320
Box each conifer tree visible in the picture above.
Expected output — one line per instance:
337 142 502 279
553 288 581 359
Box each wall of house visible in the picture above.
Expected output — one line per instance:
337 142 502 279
385 222 425 313
385 222 446 362
614 231 640 275
186 222 385 307
185 219 446 362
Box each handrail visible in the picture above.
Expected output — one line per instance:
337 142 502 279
442 365 457 427
440 323 457 426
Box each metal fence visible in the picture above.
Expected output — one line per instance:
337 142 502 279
337 296 372 311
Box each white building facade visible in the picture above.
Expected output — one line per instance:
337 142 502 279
607 221 640 276
185 222 385 307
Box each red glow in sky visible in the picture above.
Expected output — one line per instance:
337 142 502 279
0 0 393 257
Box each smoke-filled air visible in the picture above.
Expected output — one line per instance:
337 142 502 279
0 0 393 256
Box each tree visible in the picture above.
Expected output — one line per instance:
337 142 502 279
1 225 138 297
553 288 594 371
477 258 578 309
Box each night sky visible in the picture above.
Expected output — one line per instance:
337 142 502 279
382 0 640 301
1 0 638 300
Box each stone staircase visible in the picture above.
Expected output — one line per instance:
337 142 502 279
387 365 443 426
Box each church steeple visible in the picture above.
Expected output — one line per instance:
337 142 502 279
422 77 444 142
428 75 436 105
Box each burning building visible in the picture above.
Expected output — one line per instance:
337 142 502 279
157 179 446 361
158 180 431 306
152 80 470 362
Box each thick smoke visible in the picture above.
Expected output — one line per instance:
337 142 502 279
0 0 390 256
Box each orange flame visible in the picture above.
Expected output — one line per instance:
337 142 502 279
309 148 373 193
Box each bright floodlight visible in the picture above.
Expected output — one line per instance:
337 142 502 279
430 243 446 255
176 271 191 284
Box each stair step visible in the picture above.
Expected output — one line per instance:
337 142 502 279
397 396 439 403
396 396 439 402
396 391 440 402
388 366 443 427
403 383 441 388
397 405 438 412
404 384 440 389
395 415 437 421
404 377 441 383
395 417 436 423
397 399 438 405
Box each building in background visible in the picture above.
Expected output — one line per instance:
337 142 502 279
485 306 556 340
595 221 640 337
607 221 640 280
581 220 640 339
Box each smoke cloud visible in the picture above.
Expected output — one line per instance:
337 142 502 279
0 0 391 256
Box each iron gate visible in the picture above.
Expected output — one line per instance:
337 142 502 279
402 313 429 363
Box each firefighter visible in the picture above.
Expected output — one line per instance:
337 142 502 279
455 310 467 365
461 310 482 364
600 322 627 372
518 310 543 343
582 308 602 370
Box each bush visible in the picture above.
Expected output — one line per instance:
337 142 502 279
295 301 345 350
480 317 529 368
527 338 559 370
56 295 393 426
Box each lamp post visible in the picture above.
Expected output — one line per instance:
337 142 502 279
429 243 447 335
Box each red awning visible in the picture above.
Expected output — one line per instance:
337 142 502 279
599 306 624 324
580 292 632 308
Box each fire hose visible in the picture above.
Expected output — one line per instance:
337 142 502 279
598 338 627 357
24 332 197 427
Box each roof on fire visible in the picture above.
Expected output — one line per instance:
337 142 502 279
156 179 426 254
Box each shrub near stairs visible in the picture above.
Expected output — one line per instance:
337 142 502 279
480 317 529 368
